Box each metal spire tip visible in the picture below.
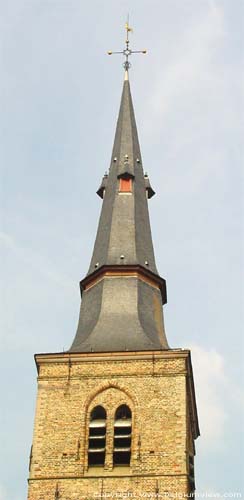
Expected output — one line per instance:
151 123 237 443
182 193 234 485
107 19 147 75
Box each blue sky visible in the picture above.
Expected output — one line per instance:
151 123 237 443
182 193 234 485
0 1 243 499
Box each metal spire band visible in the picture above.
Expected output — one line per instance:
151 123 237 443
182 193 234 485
107 20 147 72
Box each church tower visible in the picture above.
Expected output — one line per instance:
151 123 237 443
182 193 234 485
27 26 199 500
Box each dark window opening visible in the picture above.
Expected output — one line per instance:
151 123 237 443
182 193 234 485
90 406 106 420
89 426 105 437
88 451 105 466
115 404 131 420
89 437 106 449
114 437 131 448
113 451 131 465
113 405 132 466
88 405 106 467
114 426 131 436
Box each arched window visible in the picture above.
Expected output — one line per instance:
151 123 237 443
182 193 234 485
113 404 132 466
88 405 106 466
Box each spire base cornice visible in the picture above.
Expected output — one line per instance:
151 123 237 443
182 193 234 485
80 264 167 305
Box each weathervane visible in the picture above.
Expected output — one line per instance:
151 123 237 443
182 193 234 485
107 19 147 71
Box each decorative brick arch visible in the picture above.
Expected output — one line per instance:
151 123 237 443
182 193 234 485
85 382 138 413
81 383 138 472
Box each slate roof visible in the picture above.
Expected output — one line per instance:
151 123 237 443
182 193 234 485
88 77 158 274
70 75 169 352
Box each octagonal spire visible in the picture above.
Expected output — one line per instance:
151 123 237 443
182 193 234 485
70 75 168 353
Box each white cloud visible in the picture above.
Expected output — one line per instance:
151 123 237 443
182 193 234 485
190 344 243 452
0 484 7 500
148 2 225 120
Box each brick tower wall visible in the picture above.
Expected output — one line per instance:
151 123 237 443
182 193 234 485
27 350 196 500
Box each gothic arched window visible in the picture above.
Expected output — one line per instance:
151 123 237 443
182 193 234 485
88 405 106 466
113 404 132 466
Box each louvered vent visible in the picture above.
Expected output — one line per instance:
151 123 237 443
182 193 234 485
113 404 132 466
88 406 106 466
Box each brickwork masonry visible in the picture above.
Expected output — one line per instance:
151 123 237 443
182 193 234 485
27 350 199 500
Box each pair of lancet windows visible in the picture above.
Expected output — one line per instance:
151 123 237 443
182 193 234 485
88 404 132 467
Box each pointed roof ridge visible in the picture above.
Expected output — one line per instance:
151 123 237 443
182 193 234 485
87 75 158 276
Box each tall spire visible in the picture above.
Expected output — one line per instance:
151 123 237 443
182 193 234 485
70 26 169 353
89 77 157 274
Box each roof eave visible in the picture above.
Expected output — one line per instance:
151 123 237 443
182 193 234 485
80 264 167 304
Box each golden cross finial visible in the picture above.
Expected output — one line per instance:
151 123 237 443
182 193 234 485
107 18 147 72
